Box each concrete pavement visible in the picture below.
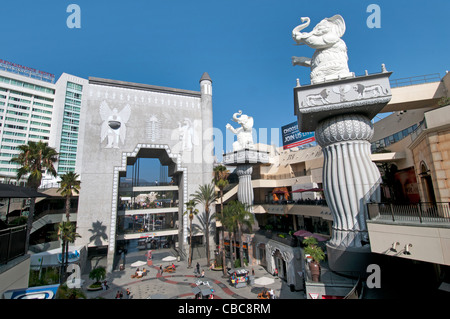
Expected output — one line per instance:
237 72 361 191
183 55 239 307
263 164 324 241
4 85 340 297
80 249 305 299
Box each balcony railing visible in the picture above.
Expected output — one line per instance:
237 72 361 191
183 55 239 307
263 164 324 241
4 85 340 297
257 199 327 206
367 202 450 224
118 200 178 211
389 73 441 88
0 225 27 265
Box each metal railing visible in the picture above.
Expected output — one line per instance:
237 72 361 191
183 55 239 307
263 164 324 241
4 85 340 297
390 73 441 88
367 202 450 224
0 225 27 265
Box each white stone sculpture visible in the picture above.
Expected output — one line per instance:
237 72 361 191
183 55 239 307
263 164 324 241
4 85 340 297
226 110 255 151
178 118 197 152
100 101 131 148
292 15 354 84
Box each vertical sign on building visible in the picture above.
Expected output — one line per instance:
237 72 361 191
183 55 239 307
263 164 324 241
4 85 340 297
281 121 315 150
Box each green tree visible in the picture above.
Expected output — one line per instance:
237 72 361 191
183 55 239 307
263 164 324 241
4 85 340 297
54 221 81 283
218 202 238 267
10 140 58 251
226 201 254 268
183 199 199 268
213 165 229 275
89 266 106 285
55 284 86 299
191 183 217 265
57 171 81 221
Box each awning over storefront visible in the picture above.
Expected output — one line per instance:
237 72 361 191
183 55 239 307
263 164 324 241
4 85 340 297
30 246 83 269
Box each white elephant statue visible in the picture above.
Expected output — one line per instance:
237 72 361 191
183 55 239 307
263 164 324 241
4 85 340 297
226 110 255 152
292 15 354 84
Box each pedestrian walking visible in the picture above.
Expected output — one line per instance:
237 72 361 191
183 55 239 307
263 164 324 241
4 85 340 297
126 288 131 299
115 290 121 299
196 262 200 274
160 264 163 275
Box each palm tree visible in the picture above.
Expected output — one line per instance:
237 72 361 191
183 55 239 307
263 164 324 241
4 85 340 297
233 201 254 267
183 199 199 268
218 202 238 267
223 201 254 267
213 165 229 276
191 183 217 265
57 171 81 221
10 140 58 251
55 221 81 283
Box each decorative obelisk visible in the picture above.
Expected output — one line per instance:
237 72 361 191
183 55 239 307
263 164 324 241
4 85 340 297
292 15 392 273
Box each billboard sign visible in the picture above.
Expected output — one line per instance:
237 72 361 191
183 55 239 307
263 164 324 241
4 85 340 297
281 121 315 149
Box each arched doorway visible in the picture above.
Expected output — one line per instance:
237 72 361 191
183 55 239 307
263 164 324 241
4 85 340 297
272 249 287 280
419 162 436 203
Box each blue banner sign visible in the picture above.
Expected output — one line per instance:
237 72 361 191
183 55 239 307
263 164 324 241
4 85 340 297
281 121 315 149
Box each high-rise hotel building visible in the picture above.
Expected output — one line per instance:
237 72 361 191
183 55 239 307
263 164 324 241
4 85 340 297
0 59 87 184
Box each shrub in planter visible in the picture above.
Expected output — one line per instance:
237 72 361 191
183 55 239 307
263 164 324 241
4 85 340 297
88 266 106 290
302 237 325 282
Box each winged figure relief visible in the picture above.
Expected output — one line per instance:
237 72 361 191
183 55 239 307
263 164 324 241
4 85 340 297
100 101 131 148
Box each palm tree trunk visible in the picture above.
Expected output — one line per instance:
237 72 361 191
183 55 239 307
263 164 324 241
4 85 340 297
60 239 66 284
233 230 237 266
24 197 36 253
64 240 70 282
188 219 193 268
220 190 226 276
238 223 244 268
205 209 211 265
65 195 71 221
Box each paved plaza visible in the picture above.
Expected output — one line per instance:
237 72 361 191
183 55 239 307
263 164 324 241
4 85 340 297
80 248 305 300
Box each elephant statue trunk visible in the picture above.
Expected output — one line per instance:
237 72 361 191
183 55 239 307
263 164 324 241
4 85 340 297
233 110 243 122
292 17 310 43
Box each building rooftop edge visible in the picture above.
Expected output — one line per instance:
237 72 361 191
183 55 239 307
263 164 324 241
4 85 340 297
88 77 201 97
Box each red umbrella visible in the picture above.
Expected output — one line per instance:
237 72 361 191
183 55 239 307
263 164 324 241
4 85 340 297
307 188 323 192
291 189 307 193
293 230 313 237
310 234 328 242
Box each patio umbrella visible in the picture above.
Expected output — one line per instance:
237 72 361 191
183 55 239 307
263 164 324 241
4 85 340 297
293 230 313 237
192 285 213 296
290 189 307 193
254 277 275 286
162 256 177 262
309 234 328 242
306 188 323 192
131 260 147 268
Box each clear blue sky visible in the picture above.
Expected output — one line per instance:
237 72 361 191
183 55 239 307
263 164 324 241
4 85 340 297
1 0 449 160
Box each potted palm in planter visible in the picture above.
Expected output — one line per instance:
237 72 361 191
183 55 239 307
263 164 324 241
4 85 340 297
88 266 106 291
303 237 325 282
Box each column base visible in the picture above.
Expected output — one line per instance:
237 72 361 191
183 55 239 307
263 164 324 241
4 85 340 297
326 242 377 276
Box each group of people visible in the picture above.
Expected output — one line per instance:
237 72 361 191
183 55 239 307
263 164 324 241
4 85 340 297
115 288 132 299
194 262 205 278
259 288 275 299
132 267 148 278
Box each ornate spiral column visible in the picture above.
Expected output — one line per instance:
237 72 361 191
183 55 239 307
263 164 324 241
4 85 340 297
315 114 381 248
